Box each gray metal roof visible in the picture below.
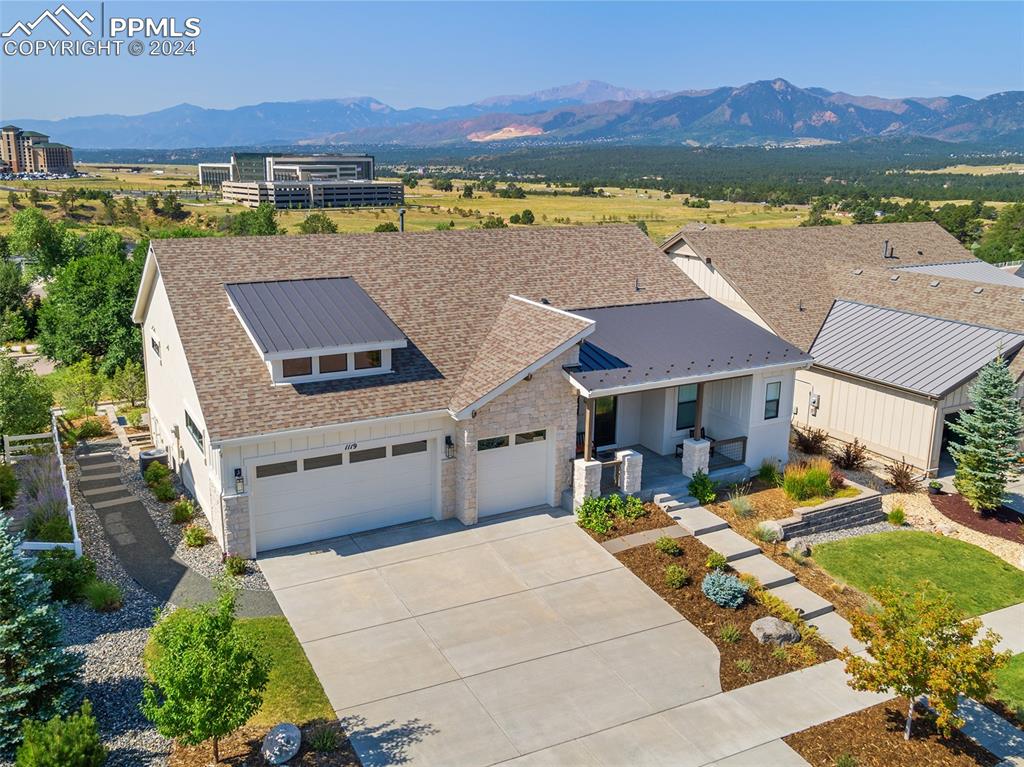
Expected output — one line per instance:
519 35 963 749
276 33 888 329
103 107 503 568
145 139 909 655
225 277 405 356
569 299 810 393
894 260 1024 287
810 300 1024 398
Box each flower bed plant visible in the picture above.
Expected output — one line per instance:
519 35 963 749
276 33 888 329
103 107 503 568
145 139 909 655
576 494 674 542
13 453 73 542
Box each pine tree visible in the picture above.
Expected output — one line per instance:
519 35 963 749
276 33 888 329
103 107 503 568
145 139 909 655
948 356 1024 511
0 517 82 753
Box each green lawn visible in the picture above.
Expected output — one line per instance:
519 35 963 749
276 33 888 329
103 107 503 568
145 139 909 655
237 616 333 726
994 653 1024 713
813 530 1024 617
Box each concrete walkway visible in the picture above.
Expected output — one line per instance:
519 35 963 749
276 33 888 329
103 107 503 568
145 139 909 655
75 442 279 617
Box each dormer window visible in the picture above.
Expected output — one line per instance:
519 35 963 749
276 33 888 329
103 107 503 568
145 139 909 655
225 276 408 386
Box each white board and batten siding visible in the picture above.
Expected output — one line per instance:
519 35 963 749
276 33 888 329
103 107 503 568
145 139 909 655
667 246 773 331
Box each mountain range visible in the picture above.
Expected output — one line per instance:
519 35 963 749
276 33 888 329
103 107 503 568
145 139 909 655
7 79 1023 149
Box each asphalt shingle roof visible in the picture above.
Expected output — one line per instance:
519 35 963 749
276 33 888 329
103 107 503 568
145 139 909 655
149 225 704 442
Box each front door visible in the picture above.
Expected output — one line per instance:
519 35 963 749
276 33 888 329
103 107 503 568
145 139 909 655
594 396 617 447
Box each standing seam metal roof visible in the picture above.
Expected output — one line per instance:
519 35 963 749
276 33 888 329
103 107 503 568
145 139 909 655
893 260 1024 287
224 277 405 355
810 300 1024 397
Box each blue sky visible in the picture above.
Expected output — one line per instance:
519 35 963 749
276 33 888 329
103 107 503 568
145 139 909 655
2 1 1022 120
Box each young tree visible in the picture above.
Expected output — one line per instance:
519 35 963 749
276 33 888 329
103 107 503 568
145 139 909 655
462 184 474 199
227 203 279 236
145 194 160 214
840 586 1008 740
142 579 270 763
110 360 146 406
27 188 42 207
0 517 82 753
296 212 337 234
161 192 183 220
7 191 19 210
0 352 53 437
949 356 1024 511
48 359 105 415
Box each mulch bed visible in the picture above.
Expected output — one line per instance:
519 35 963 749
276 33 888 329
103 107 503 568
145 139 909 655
169 721 361 767
931 492 1024 543
582 503 676 543
615 537 836 691
784 699 1000 767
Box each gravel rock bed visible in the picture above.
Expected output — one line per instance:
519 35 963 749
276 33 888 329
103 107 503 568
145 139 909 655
788 520 899 550
62 450 172 767
109 448 269 591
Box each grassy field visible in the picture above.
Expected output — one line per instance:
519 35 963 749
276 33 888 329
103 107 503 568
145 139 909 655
0 168 814 240
813 530 1024 617
909 163 1024 176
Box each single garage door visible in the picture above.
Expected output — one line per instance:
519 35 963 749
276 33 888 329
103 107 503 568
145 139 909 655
252 438 435 552
477 429 550 517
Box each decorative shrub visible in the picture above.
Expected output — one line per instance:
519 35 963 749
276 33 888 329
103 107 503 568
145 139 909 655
885 459 921 493
619 495 647 520
688 470 717 505
718 623 742 644
75 420 105 440
183 525 207 548
33 550 96 602
832 439 867 471
829 469 846 492
835 754 858 767
27 512 72 543
224 555 247 577
705 551 728 571
82 579 123 612
576 497 612 534
308 725 339 753
701 571 749 608
793 427 829 455
735 659 753 674
753 522 780 543
143 461 170 487
664 564 690 589
171 498 194 524
757 459 783 487
729 495 754 518
782 458 833 501
0 463 18 508
152 479 176 502
122 408 146 428
654 536 681 556
15 700 106 767
786 642 820 667
887 506 906 526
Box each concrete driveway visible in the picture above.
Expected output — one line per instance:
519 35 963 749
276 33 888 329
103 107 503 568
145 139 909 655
259 507 721 767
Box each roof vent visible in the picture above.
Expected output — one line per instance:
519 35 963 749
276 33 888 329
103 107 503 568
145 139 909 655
973 286 984 294
929 280 940 288
917 250 924 256
852 268 863 275
890 274 900 281
634 276 645 292
540 297 550 305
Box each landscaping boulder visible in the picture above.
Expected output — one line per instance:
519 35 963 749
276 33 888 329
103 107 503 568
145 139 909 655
761 520 785 541
261 723 301 765
750 616 800 646
786 540 811 557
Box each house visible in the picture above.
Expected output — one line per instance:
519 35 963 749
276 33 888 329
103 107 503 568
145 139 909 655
663 222 1024 475
131 225 811 558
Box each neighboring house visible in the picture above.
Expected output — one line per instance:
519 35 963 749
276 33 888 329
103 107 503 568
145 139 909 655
663 222 1024 475
132 225 809 557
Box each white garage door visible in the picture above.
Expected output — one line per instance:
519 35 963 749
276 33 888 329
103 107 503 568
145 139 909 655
252 438 435 552
477 429 550 517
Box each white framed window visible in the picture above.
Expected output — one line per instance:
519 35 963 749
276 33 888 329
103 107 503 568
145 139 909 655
764 380 782 420
150 335 161 358
184 410 204 449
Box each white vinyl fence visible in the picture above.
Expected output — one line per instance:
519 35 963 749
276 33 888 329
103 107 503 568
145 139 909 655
2 411 82 556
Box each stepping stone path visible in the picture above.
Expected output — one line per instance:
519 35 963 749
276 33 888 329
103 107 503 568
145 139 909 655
74 441 279 617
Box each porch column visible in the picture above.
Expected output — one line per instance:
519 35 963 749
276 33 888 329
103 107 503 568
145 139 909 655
583 397 594 462
681 438 711 478
693 382 705 437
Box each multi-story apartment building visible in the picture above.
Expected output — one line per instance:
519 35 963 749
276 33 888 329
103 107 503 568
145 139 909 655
0 125 75 174
220 179 404 209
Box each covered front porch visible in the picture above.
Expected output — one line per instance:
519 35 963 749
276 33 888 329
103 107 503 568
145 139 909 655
597 444 752 498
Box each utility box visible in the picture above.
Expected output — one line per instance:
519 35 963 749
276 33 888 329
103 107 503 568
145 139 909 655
139 447 168 475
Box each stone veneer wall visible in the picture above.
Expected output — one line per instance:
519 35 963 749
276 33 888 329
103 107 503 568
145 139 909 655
451 346 580 525
222 493 253 557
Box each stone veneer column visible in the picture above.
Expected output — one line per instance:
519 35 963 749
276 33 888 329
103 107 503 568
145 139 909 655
454 423 478 525
681 438 711 477
222 494 253 558
615 449 643 495
573 458 602 509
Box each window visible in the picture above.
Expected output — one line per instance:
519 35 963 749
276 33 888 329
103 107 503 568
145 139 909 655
184 411 203 449
255 460 297 478
150 335 161 358
319 353 348 374
515 430 547 445
282 357 312 377
477 436 509 451
354 349 382 370
350 446 386 463
392 440 428 457
303 452 344 471
764 381 782 420
676 384 698 431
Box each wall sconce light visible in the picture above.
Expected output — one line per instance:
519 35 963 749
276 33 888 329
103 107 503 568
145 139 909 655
445 435 455 459
234 468 245 495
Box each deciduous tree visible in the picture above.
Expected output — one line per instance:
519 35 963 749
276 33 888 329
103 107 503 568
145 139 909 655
297 212 337 234
110 360 146 407
0 352 53 437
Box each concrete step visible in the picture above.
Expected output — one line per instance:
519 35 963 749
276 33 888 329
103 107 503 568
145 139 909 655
730 553 797 589
662 496 700 513
695 528 760 562
769 581 835 621
670 505 730 535
808 611 864 653
77 469 121 482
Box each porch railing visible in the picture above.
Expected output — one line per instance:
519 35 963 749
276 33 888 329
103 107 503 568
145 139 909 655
710 435 747 467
